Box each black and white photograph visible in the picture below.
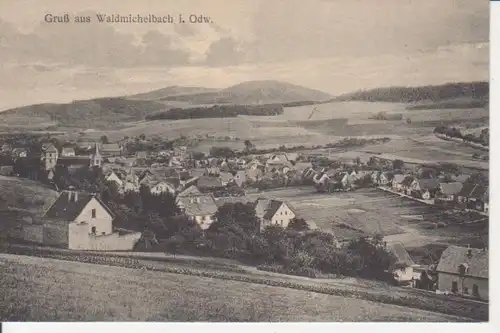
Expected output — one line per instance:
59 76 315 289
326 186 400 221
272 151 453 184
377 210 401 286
0 0 491 324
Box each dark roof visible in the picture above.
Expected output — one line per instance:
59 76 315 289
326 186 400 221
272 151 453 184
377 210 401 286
458 182 488 199
57 156 90 167
101 143 121 152
177 185 202 197
197 176 223 189
436 246 488 279
165 177 181 189
44 191 114 222
388 242 415 267
416 178 440 190
43 143 58 153
439 182 463 195
401 176 415 187
182 194 218 216
262 200 285 220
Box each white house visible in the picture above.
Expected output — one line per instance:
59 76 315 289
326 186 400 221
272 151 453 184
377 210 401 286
23 190 141 251
436 245 488 301
177 193 218 230
392 174 406 192
105 170 124 188
149 181 176 195
254 198 296 231
60 147 75 157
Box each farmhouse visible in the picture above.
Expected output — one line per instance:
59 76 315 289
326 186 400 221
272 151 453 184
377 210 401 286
409 178 440 199
254 198 296 230
436 245 488 301
457 182 489 211
61 147 76 157
23 190 141 251
105 170 124 187
435 182 463 204
387 242 419 286
177 193 218 230
392 174 406 192
101 143 122 156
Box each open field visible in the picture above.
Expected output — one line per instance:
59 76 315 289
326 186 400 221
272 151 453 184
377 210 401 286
0 254 473 321
250 187 487 249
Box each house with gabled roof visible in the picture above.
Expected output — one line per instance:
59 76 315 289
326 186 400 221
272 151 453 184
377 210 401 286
61 147 76 157
401 175 415 195
409 178 440 199
254 198 296 231
391 174 406 192
101 143 122 157
436 245 488 300
23 190 140 250
387 242 419 285
197 175 224 192
435 182 463 204
457 181 489 211
176 191 218 230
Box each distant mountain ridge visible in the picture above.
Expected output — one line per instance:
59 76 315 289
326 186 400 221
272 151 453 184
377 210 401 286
157 80 333 105
0 80 332 129
334 81 489 104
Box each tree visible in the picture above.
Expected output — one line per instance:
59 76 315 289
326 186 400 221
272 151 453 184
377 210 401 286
392 159 404 170
211 202 260 234
100 135 109 144
287 218 309 232
244 140 255 151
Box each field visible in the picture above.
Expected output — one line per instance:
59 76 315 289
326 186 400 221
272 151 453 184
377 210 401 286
63 101 489 168
0 253 470 321
247 187 488 251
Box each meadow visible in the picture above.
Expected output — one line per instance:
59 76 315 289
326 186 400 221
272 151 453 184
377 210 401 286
247 187 488 250
0 253 472 322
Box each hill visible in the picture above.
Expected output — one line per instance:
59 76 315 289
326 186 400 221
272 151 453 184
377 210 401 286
0 254 469 321
0 80 332 129
334 82 489 106
159 80 333 105
0 98 168 129
126 86 219 101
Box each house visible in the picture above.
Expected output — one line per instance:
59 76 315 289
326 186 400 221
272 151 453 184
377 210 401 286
101 143 122 157
23 190 141 251
61 147 76 157
378 171 395 186
457 182 489 211
219 172 234 186
105 170 124 187
234 170 247 187
387 242 419 286
436 245 488 301
435 182 463 204
135 151 147 166
1 143 11 153
177 193 218 230
149 181 176 195
197 175 224 192
123 169 140 193
391 174 406 192
401 176 415 195
254 198 296 231
247 159 265 171
246 168 263 182
409 178 440 199
41 143 59 170
12 148 28 159
176 185 203 199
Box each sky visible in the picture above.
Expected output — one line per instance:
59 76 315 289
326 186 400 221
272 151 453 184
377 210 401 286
0 0 489 110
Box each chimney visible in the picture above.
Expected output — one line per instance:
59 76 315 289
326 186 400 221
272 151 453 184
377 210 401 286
467 244 472 258
74 191 78 202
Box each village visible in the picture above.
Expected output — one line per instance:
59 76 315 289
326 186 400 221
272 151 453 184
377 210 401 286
0 133 489 304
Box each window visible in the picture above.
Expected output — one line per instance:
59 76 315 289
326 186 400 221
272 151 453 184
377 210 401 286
91 226 96 234
452 281 458 293
473 284 479 297
91 209 96 218
463 287 469 294
285 211 288 215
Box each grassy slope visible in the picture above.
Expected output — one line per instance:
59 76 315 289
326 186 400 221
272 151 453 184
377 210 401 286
0 175 58 214
0 254 467 322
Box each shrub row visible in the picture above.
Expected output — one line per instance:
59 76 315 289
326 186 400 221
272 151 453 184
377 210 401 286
4 245 487 321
